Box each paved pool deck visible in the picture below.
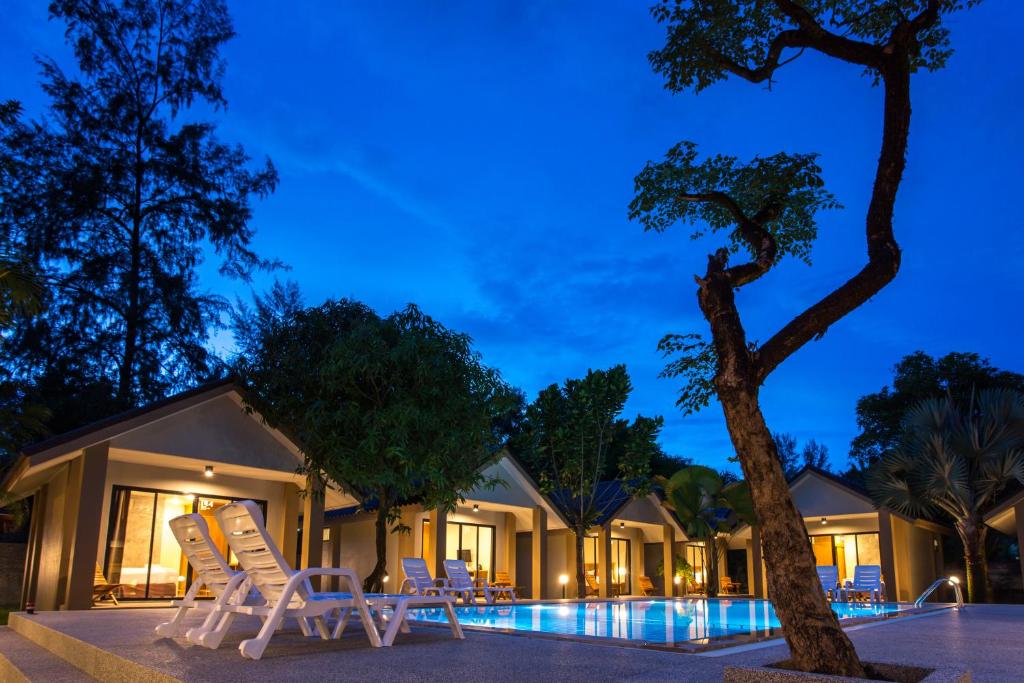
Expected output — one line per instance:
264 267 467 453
6 604 1024 682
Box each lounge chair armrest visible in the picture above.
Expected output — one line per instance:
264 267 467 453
285 567 363 595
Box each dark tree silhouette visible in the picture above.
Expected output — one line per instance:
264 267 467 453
2 0 277 419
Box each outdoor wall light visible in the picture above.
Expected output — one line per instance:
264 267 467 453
559 573 569 598
820 517 827 525
204 465 214 478
383 573 390 583
619 521 625 529
472 504 479 512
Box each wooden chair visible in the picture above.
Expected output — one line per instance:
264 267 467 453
492 570 521 600
93 564 124 605
585 575 600 596
638 576 657 596
720 576 742 594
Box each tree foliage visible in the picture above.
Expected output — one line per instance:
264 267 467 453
514 365 661 597
661 465 756 597
774 432 831 479
852 351 1024 470
235 298 517 591
868 389 1024 601
1 0 277 424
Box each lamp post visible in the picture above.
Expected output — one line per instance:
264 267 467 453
559 574 569 599
673 574 681 598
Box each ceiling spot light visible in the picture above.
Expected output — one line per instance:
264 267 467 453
472 504 479 512
820 517 827 525
619 521 625 529
204 465 214 478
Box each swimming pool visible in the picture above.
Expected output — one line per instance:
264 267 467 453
410 598 926 649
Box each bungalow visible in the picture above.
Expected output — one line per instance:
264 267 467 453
983 487 1024 592
0 380 355 611
727 466 948 602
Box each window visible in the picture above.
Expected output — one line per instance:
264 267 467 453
807 532 882 583
105 486 265 599
582 537 631 594
421 520 496 581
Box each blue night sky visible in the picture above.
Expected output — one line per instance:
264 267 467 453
2 1 1022 473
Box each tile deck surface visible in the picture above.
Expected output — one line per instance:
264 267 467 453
5 604 1024 682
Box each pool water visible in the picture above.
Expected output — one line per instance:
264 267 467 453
410 598 917 646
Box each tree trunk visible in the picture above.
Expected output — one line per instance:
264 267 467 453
575 528 587 599
704 538 719 598
957 517 989 603
363 506 389 593
697 268 865 677
722 388 865 675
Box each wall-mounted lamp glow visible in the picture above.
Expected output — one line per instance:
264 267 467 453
204 465 214 478
619 521 625 529
472 504 480 512
819 517 827 525
559 573 569 598
383 573 390 583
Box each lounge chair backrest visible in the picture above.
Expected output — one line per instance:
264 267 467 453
169 513 236 598
443 559 475 590
639 576 655 590
816 565 839 590
215 500 309 607
95 564 108 585
402 557 438 592
585 575 600 591
494 570 512 585
851 565 882 589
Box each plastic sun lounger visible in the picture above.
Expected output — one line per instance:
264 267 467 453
154 513 255 638
213 500 463 659
816 565 841 601
443 559 516 605
845 565 885 603
399 557 450 597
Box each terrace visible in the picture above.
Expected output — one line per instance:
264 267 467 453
2 602 1023 681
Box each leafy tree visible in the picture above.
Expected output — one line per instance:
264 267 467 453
662 465 755 597
236 299 517 591
869 389 1024 603
517 365 661 598
3 0 277 420
774 432 831 479
632 1 981 675
852 351 1024 470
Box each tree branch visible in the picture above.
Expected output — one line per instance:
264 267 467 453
771 0 886 67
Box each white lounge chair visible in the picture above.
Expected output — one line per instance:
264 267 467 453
443 559 516 604
815 565 840 601
400 557 450 597
213 500 463 659
844 565 885 603
154 513 254 638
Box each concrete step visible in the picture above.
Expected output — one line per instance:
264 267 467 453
0 625 97 682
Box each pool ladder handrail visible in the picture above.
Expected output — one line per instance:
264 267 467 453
914 577 964 609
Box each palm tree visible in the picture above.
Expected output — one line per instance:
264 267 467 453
661 465 755 597
869 389 1024 603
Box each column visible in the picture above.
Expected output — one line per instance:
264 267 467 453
429 507 448 579
751 525 764 599
504 511 517 585
531 506 547 599
281 483 301 568
62 444 109 610
597 524 611 598
662 523 676 597
878 508 897 601
1015 502 1024 593
300 477 324 590
328 524 342 591
564 531 577 598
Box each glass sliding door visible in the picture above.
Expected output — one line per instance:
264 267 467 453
581 537 631 595
421 520 496 581
105 486 263 600
806 532 882 584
